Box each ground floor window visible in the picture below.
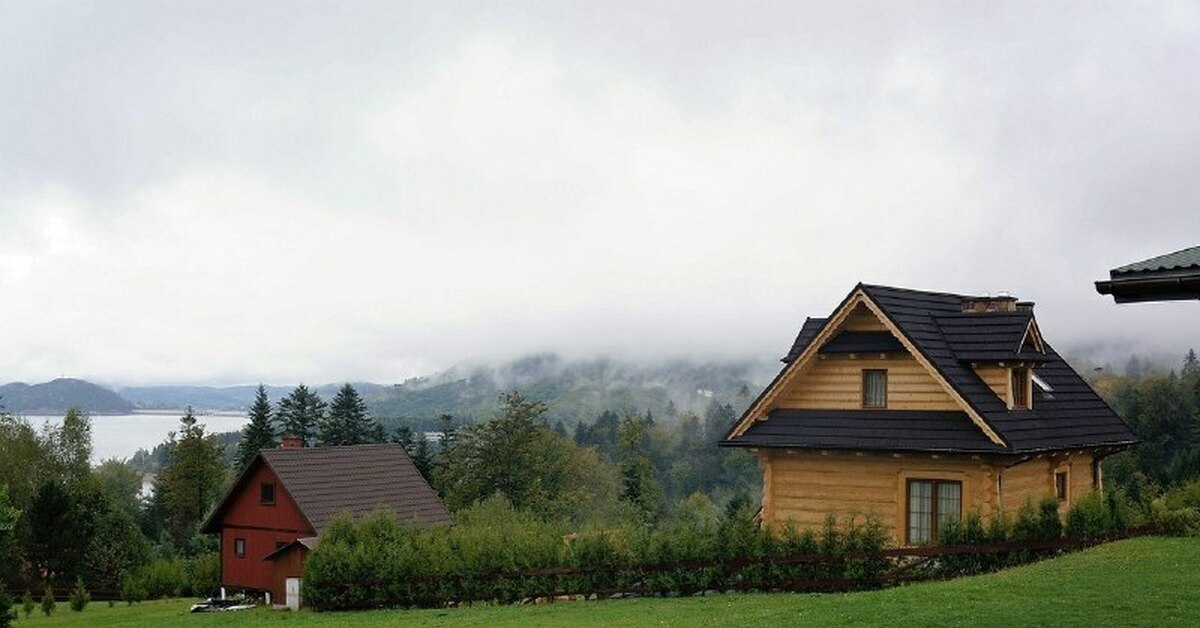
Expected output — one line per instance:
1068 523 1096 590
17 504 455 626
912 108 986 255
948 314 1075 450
1056 470 1069 501
907 479 962 545
234 538 246 558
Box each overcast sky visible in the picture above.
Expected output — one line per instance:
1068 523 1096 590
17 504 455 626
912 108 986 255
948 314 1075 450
1 2 1197 386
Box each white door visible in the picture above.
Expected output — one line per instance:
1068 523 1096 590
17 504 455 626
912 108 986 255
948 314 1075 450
285 578 301 611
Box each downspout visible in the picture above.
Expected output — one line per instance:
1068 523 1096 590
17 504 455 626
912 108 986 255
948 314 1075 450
1090 448 1122 492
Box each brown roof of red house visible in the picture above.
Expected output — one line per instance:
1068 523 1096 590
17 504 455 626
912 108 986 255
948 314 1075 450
201 443 452 534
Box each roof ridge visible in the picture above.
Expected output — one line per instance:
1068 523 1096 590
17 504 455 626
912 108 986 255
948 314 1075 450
859 283 975 300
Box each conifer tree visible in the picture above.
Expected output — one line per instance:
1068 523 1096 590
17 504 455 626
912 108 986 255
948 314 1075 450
319 384 371 446
275 385 326 445
236 385 276 470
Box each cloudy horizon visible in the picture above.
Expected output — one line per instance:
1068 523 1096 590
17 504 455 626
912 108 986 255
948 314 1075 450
2 2 1198 386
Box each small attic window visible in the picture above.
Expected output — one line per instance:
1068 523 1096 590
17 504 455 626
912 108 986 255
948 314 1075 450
862 370 888 408
1011 367 1030 409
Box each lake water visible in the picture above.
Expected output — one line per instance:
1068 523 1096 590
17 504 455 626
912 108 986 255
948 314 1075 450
24 411 249 463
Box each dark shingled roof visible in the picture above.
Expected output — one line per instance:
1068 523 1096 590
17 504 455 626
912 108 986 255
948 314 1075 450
783 317 827 362
263 536 318 561
1111 245 1200 275
201 443 452 534
933 312 1050 363
726 284 1137 455
1096 245 1200 303
723 409 1003 453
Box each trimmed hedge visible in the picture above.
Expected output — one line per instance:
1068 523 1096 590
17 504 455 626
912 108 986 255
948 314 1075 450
303 495 889 610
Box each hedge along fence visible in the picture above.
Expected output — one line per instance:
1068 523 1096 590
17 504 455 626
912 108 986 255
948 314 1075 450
303 495 891 610
302 494 1171 611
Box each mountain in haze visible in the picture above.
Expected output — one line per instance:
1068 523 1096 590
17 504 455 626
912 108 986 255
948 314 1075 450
0 378 135 415
366 354 776 430
114 354 776 429
118 382 392 412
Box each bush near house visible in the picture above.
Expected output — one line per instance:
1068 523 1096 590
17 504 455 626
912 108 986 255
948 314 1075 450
303 495 890 610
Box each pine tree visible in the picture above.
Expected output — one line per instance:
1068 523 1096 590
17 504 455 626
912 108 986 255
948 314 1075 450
319 384 371 446
236 385 276 471
1184 349 1199 376
275 385 326 445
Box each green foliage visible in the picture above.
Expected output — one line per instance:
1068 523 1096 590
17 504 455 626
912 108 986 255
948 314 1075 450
159 407 225 545
1162 479 1200 511
92 458 143 519
1148 501 1200 536
0 485 20 587
184 552 220 598
236 384 277 471
41 586 55 616
26 479 78 584
21 591 34 618
119 570 147 605
320 384 378 446
618 414 662 522
436 392 620 520
0 584 12 628
303 498 891 611
1065 491 1119 538
393 427 433 480
1101 351 1200 492
69 577 90 612
275 385 326 445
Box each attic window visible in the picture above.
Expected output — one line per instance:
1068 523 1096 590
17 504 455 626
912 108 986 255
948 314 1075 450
1011 368 1029 409
862 370 887 408
260 482 276 505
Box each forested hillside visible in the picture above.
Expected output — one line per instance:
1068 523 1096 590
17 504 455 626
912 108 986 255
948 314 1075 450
0 378 134 414
368 354 774 431
116 354 775 431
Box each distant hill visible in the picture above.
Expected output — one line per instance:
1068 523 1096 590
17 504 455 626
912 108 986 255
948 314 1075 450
365 354 776 430
0 378 135 415
118 383 391 412
113 354 775 430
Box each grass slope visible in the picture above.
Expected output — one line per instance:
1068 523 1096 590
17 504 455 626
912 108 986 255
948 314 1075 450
12 537 1199 627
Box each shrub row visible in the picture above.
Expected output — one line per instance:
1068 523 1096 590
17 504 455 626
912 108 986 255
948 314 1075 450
303 495 890 610
119 552 219 604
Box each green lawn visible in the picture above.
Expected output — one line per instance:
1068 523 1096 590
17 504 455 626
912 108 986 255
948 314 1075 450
11 537 1200 627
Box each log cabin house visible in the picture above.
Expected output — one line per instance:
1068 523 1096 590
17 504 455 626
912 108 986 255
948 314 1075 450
721 284 1137 545
200 439 452 604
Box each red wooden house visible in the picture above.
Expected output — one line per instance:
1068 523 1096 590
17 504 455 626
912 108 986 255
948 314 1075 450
200 438 451 602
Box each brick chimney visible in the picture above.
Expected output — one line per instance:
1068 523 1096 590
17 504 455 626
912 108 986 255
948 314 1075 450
280 435 305 449
961 293 1019 313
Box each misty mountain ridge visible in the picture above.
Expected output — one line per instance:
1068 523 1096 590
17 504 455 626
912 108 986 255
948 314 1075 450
5 354 774 429
0 378 134 415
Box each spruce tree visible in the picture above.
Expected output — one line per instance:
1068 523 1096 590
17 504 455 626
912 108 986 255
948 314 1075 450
275 385 326 445
236 385 276 470
319 384 371 446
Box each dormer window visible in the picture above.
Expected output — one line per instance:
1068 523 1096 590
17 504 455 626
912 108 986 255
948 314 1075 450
1011 367 1030 409
862 369 888 408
